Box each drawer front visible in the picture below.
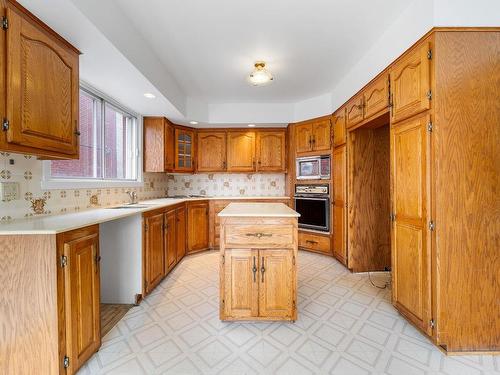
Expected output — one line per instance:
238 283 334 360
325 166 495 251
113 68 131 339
299 232 330 254
224 224 294 248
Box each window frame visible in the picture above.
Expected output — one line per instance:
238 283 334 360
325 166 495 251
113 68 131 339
42 82 143 189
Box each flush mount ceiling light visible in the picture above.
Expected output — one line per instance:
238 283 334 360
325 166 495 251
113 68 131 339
248 61 274 86
143 93 156 99
247 124 256 127
189 121 199 125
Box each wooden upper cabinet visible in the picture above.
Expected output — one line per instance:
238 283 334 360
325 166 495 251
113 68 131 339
60 226 100 374
332 145 347 265
2 1 80 158
223 249 259 319
259 249 294 319
175 128 195 172
295 123 313 154
332 109 346 147
295 119 331 154
226 131 256 172
165 122 175 170
197 131 227 172
176 205 186 261
390 42 431 123
143 213 164 295
364 74 389 119
312 119 331 151
391 113 431 335
143 117 174 172
256 130 286 172
187 201 209 253
346 95 364 128
164 209 177 273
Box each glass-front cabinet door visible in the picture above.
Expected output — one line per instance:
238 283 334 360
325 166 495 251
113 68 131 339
174 128 195 171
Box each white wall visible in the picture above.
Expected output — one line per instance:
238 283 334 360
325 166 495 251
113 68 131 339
293 93 333 123
433 0 500 26
330 0 434 110
208 102 292 125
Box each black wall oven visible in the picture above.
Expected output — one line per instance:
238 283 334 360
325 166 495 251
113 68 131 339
294 184 330 232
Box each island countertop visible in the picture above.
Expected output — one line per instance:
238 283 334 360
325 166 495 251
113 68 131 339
218 202 300 218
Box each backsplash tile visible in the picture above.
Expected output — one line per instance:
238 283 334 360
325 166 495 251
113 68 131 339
0 153 168 221
0 153 286 221
166 173 285 197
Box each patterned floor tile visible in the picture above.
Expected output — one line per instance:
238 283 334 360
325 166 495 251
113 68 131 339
77 250 499 375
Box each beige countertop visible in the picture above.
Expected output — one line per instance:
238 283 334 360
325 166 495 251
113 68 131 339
0 196 290 235
218 202 300 218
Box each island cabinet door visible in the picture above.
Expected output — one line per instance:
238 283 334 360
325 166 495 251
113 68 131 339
223 249 259 318
258 249 295 318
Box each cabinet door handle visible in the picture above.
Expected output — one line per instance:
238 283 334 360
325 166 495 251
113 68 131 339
252 256 257 282
306 239 318 245
261 257 265 283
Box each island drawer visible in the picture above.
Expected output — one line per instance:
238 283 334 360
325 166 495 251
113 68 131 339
223 223 295 248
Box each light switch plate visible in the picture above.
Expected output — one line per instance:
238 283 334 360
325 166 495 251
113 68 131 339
0 181 20 201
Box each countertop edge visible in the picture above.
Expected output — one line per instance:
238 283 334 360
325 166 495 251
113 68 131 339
0 196 292 235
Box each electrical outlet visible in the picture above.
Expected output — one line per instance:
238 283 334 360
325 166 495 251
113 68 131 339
0 181 20 201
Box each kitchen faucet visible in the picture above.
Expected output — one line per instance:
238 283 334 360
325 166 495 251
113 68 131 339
126 191 138 204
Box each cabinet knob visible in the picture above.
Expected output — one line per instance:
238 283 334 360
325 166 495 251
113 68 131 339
74 130 81 136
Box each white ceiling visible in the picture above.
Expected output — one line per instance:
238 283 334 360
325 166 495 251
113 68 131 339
112 0 410 103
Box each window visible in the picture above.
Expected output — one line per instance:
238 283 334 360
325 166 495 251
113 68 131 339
43 86 141 188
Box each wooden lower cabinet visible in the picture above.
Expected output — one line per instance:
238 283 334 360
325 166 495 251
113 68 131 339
258 249 295 318
222 249 259 318
164 209 177 272
221 248 296 321
298 231 331 255
143 213 164 294
187 201 209 253
176 206 186 261
57 225 100 375
220 215 298 321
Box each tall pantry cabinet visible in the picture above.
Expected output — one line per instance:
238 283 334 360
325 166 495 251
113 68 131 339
389 30 499 353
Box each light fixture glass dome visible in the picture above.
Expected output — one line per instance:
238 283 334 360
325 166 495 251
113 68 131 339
248 61 273 86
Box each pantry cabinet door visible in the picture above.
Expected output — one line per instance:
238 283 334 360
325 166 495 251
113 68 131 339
332 145 347 265
227 131 256 172
5 3 79 156
391 113 432 335
258 249 294 318
144 213 164 294
197 131 227 171
223 249 259 318
63 231 100 374
256 131 286 172
390 42 431 123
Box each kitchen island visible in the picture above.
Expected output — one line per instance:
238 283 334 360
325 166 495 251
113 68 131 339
218 203 300 321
